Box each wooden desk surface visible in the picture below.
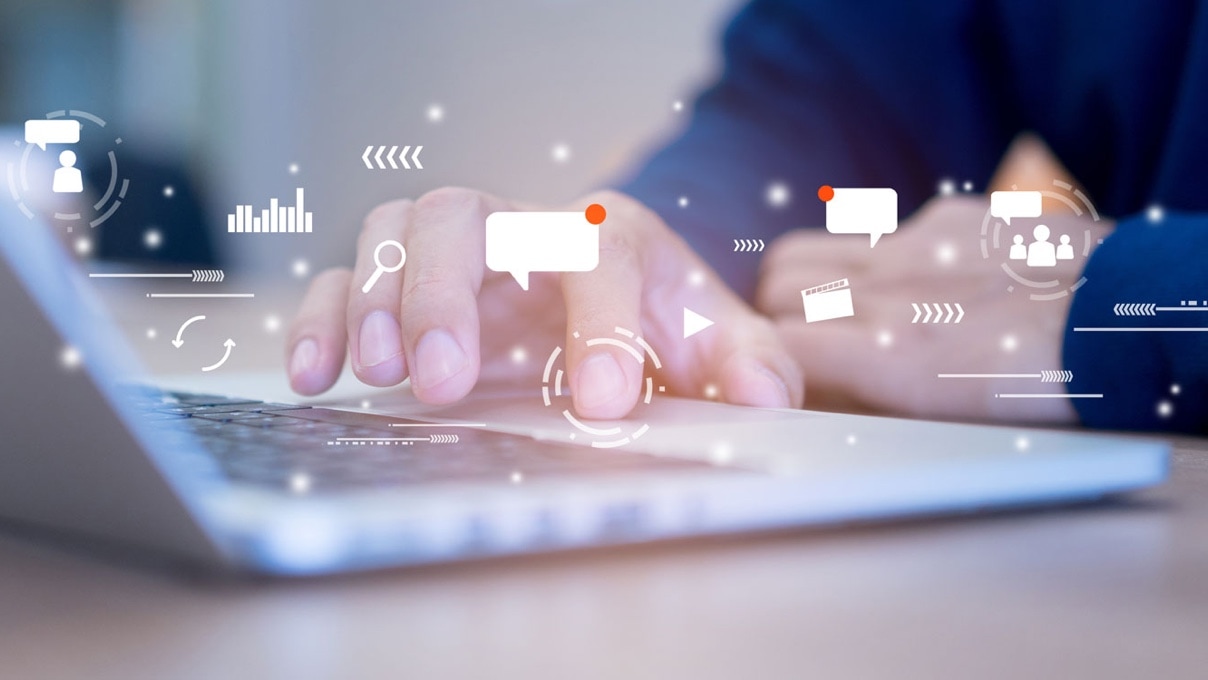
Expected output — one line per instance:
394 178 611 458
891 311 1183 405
2 443 1206 679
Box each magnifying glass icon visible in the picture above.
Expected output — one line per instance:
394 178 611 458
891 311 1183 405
361 239 407 294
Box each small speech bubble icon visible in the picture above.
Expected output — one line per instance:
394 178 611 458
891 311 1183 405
819 186 898 247
23 119 81 151
989 191 1043 226
486 206 603 290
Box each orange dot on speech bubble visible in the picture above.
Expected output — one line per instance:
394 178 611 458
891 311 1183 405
817 185 835 202
585 203 606 225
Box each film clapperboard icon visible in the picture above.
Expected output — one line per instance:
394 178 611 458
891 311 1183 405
801 278 854 323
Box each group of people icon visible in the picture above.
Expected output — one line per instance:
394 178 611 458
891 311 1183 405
1009 224 1074 267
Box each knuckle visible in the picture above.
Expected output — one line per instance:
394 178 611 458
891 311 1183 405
596 223 641 265
400 265 462 309
307 267 351 296
583 189 662 229
415 186 486 217
362 198 412 230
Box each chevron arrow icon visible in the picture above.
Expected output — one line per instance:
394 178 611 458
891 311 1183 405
190 269 225 283
911 302 965 323
363 145 424 170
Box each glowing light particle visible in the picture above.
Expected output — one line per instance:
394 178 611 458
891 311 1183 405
427 104 444 123
510 346 528 364
551 143 571 164
1157 400 1174 418
936 242 957 265
510 471 524 484
710 441 734 465
1146 205 1164 224
877 331 894 348
766 181 791 208
1015 436 1030 452
1001 335 1019 353
163 185 175 198
143 229 162 250
264 315 281 333
60 345 82 370
704 384 719 399
289 471 312 494
292 259 310 278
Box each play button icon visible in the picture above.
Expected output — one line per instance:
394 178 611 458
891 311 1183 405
683 307 715 339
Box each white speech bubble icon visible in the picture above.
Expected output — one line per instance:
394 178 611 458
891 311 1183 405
819 186 898 247
989 191 1043 226
24 119 81 151
486 208 602 290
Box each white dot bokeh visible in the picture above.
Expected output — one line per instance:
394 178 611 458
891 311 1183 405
143 229 162 250
510 346 527 365
765 182 791 209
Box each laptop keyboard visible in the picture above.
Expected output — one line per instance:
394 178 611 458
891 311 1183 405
129 388 724 494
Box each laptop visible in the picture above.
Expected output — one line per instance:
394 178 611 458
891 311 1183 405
0 186 1168 578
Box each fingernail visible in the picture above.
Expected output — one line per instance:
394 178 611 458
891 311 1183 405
415 328 469 390
358 310 403 368
289 338 318 378
574 352 627 411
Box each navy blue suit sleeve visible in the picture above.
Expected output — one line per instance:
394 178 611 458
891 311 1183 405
1064 212 1208 433
617 0 1017 300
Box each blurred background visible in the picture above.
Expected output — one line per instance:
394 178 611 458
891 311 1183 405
0 0 741 273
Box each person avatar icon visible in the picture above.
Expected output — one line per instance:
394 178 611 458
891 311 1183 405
53 150 84 194
1056 233 1075 260
1009 233 1027 260
1026 224 1057 267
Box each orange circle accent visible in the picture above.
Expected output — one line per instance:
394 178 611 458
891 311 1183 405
817 185 835 202
585 203 606 224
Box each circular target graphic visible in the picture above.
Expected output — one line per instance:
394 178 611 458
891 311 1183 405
7 109 128 232
541 327 666 448
979 179 1101 301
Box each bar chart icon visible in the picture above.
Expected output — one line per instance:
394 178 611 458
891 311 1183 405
227 188 313 234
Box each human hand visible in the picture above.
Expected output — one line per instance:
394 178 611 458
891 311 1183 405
756 195 1113 423
286 188 803 418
